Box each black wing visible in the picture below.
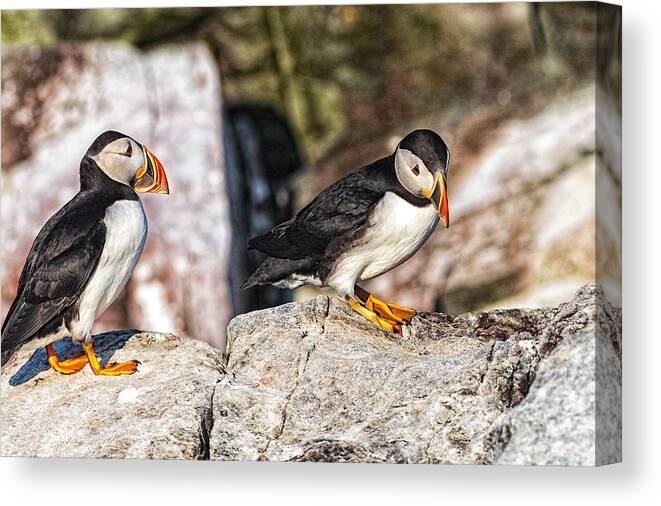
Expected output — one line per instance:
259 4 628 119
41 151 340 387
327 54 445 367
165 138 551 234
248 170 384 260
1 194 107 364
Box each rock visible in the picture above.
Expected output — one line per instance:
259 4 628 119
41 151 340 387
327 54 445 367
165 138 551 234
211 283 621 465
1 284 619 464
493 323 621 466
0 331 224 459
492 288 621 465
1 42 232 350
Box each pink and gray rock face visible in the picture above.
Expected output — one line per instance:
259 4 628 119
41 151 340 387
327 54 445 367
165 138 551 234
1 43 232 349
0 284 621 464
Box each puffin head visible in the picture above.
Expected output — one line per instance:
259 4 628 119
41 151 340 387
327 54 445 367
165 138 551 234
85 130 169 194
394 129 449 228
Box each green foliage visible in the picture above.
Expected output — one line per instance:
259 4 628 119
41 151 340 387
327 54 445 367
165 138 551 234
1 10 56 44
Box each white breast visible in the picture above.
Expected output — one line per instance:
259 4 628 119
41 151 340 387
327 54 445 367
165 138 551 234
326 192 439 296
70 200 148 342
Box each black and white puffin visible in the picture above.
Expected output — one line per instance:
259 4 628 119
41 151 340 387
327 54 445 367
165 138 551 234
1 130 169 375
242 129 449 335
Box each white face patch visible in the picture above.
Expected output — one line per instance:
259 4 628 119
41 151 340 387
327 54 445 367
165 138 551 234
394 148 435 197
91 138 144 186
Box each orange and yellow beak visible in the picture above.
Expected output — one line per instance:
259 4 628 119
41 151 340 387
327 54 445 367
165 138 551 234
132 145 169 194
422 172 449 228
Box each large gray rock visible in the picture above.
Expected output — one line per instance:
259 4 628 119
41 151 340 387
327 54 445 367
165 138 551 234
0 331 224 459
1 42 232 349
493 317 621 465
211 283 621 465
1 284 619 464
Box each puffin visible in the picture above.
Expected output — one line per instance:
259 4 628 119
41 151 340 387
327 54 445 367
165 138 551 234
1 130 169 376
242 129 449 335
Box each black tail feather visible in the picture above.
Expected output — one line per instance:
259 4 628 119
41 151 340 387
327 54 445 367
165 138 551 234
1 346 16 367
241 256 317 289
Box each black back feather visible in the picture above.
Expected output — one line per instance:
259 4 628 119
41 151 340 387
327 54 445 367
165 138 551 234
247 154 428 263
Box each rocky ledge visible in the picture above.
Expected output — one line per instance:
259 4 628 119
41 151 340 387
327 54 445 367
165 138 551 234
0 284 621 465
0 331 223 459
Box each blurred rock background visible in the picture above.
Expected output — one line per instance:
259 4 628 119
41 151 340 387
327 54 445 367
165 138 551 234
1 3 621 350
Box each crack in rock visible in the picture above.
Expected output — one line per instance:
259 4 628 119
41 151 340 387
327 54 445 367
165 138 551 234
261 331 316 458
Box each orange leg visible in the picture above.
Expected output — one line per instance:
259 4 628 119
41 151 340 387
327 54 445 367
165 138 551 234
82 342 139 376
354 285 417 324
46 344 88 375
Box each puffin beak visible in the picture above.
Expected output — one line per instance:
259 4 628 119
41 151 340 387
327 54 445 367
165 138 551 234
132 145 169 194
422 172 449 228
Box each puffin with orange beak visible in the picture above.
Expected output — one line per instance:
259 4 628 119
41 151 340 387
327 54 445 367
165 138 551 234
242 129 449 335
1 130 169 375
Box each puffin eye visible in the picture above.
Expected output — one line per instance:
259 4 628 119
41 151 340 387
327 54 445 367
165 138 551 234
121 142 133 157
411 164 420 176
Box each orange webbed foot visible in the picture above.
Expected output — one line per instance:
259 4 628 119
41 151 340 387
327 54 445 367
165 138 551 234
354 285 417 327
83 342 140 376
46 344 88 375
